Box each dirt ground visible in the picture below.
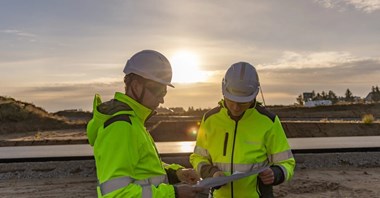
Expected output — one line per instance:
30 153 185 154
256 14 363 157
274 167 380 198
0 129 88 146
0 166 379 198
1 130 380 197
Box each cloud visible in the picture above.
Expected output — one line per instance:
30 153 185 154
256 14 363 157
0 29 37 43
252 50 380 104
258 58 380 104
166 82 222 107
0 29 36 38
9 82 123 112
264 60 379 85
315 0 380 13
258 51 363 69
7 80 222 112
2 1 379 111
7 56 380 112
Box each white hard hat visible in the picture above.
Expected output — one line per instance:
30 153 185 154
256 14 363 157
123 50 174 87
222 62 260 103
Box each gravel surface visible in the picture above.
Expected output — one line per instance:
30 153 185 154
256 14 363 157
1 152 380 197
1 128 380 197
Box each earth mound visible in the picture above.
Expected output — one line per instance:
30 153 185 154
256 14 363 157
0 96 85 134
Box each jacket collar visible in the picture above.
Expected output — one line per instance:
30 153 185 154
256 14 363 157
114 92 154 123
218 99 257 121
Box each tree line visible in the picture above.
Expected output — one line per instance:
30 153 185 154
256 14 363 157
296 85 380 105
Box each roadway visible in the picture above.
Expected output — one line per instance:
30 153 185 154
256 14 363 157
1 136 380 161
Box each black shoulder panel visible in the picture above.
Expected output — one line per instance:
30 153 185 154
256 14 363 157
104 114 131 129
204 106 222 122
97 99 133 115
255 105 276 122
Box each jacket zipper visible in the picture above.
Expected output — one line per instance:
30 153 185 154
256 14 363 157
230 121 238 197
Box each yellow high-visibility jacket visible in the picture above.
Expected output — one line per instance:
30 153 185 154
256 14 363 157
87 92 183 197
190 100 295 198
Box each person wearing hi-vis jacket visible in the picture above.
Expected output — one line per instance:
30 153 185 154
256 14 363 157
87 50 205 198
190 61 295 198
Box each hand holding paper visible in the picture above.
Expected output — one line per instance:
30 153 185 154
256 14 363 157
258 168 275 184
194 166 269 188
177 168 201 185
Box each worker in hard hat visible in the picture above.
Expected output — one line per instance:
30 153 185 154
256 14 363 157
87 50 204 197
190 62 295 198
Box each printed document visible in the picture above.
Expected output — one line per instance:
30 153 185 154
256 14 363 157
194 166 269 188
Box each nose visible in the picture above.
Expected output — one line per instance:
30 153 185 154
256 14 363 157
230 103 241 111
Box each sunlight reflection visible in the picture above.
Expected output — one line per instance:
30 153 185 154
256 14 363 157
179 141 195 153
187 127 198 137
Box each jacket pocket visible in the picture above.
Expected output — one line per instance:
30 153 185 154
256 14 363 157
223 132 229 156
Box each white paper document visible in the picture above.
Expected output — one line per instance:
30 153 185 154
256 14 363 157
194 166 269 188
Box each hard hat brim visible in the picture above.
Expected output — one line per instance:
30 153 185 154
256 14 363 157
223 89 259 103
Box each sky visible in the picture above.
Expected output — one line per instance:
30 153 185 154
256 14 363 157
1 0 380 113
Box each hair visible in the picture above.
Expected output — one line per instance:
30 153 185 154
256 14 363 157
123 73 150 93
124 73 138 93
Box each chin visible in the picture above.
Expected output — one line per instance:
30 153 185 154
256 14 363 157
152 105 159 110
231 112 242 116
144 104 157 111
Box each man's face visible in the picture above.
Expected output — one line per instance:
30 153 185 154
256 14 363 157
142 80 168 110
224 98 252 117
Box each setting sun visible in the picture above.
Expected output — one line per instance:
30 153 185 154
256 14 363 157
170 50 208 83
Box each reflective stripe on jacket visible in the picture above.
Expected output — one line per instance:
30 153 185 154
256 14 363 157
190 100 295 198
87 92 178 198
99 175 167 197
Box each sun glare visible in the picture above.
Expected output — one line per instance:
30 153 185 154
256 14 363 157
179 141 195 153
170 50 208 83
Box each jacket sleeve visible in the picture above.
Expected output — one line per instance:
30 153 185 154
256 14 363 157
95 121 175 198
265 116 296 184
189 117 220 179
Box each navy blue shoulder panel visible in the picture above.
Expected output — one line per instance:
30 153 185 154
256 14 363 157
104 114 131 129
255 105 276 122
204 106 222 122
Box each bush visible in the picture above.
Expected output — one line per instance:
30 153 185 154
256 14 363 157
362 114 375 124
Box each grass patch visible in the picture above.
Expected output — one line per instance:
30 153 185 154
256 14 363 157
362 114 375 124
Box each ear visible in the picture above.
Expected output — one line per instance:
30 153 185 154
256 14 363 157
131 78 142 91
125 78 140 96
